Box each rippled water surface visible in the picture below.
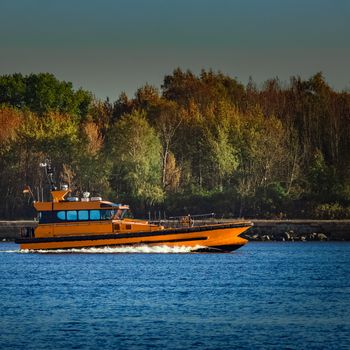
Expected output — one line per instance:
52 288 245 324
0 242 349 349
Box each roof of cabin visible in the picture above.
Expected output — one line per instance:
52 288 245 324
34 200 129 211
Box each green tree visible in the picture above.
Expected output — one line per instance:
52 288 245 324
235 109 287 216
0 73 92 119
306 149 341 202
0 73 26 108
105 110 164 213
203 101 239 190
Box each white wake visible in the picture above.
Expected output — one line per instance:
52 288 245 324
17 244 206 254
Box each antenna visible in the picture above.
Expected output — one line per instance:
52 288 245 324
40 159 57 191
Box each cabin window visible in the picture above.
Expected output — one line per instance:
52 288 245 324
126 224 132 230
38 211 53 223
67 210 78 221
78 210 89 221
57 211 66 221
90 210 101 220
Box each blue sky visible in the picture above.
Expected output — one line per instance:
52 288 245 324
1 0 349 99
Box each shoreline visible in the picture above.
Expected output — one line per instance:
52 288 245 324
246 219 350 241
0 219 349 241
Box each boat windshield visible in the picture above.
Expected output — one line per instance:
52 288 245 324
101 209 115 220
114 209 129 219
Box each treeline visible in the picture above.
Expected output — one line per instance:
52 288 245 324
0 70 350 219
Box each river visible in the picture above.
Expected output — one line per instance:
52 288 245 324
0 241 349 349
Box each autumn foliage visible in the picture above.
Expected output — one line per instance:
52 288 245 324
0 70 349 219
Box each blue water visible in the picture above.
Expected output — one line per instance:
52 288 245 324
0 242 349 350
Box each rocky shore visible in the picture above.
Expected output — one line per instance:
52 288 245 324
246 219 350 241
243 230 330 242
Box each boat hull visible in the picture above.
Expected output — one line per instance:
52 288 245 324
16 223 251 252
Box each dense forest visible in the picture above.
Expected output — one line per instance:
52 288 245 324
0 70 350 219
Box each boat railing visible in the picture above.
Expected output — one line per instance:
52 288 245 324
150 213 218 228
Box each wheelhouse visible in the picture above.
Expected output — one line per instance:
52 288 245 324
38 209 122 223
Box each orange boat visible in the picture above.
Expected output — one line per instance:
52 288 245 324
16 163 252 252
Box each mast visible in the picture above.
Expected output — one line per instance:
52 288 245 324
40 159 57 191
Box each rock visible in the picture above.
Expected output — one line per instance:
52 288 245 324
249 234 260 241
308 233 317 240
261 235 271 241
301 236 306 241
317 233 328 241
282 232 291 241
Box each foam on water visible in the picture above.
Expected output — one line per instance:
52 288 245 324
17 244 205 254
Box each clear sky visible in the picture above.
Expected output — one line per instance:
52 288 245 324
1 0 349 99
